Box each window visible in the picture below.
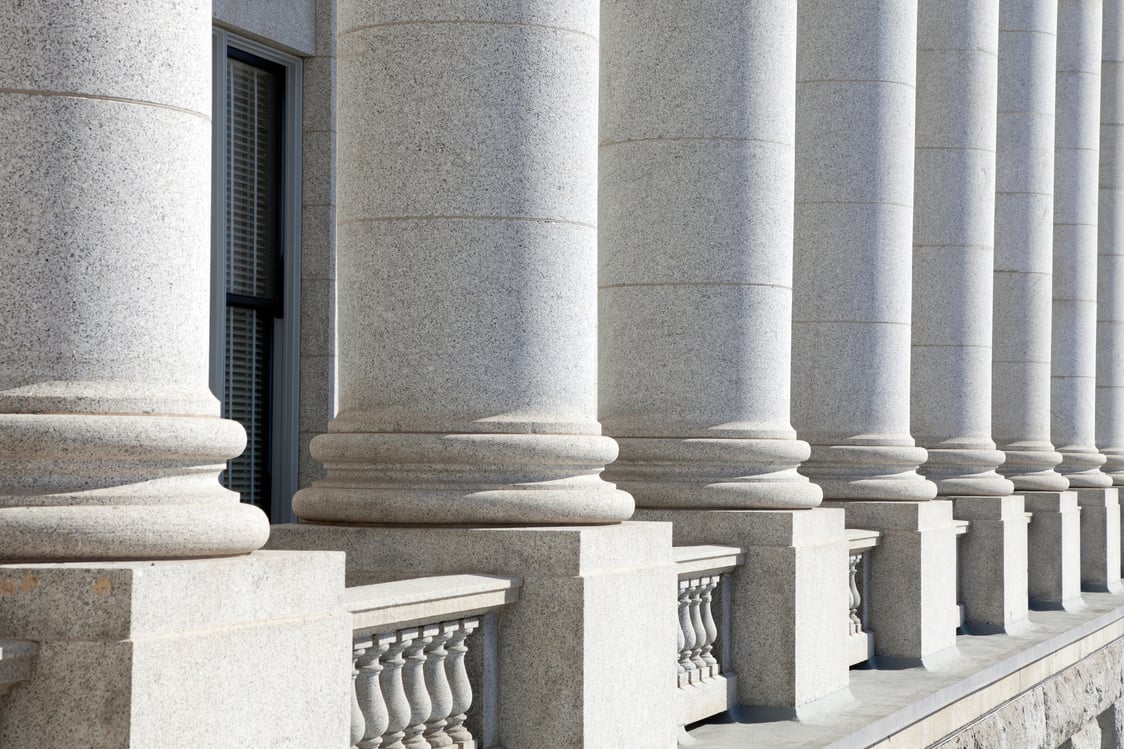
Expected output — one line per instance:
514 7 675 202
211 31 302 522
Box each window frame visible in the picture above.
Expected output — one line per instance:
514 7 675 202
210 28 303 523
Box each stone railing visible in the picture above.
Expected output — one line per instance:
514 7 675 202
345 574 521 749
847 529 882 666
953 518 970 630
673 545 744 726
0 640 36 700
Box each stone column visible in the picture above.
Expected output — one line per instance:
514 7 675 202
994 1 1069 492
912 0 1026 634
1054 0 1113 490
1100 0 1124 485
0 0 267 559
276 3 676 746
291 0 631 527
912 0 1011 498
599 0 848 714
0 4 352 748
995 0 1083 611
1054 0 1122 593
795 0 956 666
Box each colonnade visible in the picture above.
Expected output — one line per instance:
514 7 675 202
4 0 1124 738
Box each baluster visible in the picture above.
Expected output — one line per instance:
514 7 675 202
402 625 437 749
423 624 455 747
357 635 394 749
677 580 696 685
848 554 863 636
688 580 709 678
699 576 720 678
380 633 413 749
445 618 478 748
352 639 370 748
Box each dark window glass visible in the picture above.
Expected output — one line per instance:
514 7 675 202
221 49 284 518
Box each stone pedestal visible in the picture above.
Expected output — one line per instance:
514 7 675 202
1073 488 1124 591
952 496 1031 633
268 522 678 749
835 501 960 667
1024 491 1085 610
0 552 351 748
634 508 850 717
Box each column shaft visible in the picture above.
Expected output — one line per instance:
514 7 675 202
598 1 820 509
0 0 267 559
993 0 1068 490
793 0 936 501
912 0 1013 496
1054 0 1113 487
1099 0 1124 483
293 1 632 524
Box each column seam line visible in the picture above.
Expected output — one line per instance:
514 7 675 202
792 320 910 327
915 243 994 251
994 360 1050 364
999 28 1056 38
916 145 996 155
0 87 209 121
913 343 991 349
994 269 1051 276
339 19 597 44
797 200 913 210
1054 223 1097 228
917 47 998 58
599 135 790 149
599 281 792 291
338 214 596 230
798 78 915 89
996 190 1053 198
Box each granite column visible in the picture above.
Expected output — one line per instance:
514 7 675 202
0 0 268 560
600 0 848 715
1054 0 1122 592
276 3 677 746
794 0 957 665
912 0 1026 633
0 2 350 746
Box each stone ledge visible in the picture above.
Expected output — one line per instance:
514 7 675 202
686 591 1124 748
346 573 521 633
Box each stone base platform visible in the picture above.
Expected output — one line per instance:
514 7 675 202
634 507 851 716
952 495 1031 634
0 551 352 748
268 521 680 749
1073 488 1124 593
1024 491 1084 610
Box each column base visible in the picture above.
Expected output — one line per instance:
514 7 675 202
632 507 852 714
951 495 1031 634
1023 491 1084 610
831 500 960 667
1073 488 1124 593
268 521 679 749
0 551 352 748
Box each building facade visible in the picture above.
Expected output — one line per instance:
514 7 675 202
3 0 1124 747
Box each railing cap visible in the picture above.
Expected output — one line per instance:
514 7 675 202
846 528 883 553
673 544 745 578
346 573 521 635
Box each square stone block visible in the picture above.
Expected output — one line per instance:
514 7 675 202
952 495 1032 634
1024 491 1085 610
1073 488 1124 593
0 551 352 749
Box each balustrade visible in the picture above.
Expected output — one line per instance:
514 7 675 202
953 519 970 630
846 530 882 666
344 574 520 749
673 546 744 726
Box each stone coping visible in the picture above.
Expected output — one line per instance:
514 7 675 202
846 528 883 553
953 519 970 536
345 573 521 635
687 591 1124 747
672 545 745 579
